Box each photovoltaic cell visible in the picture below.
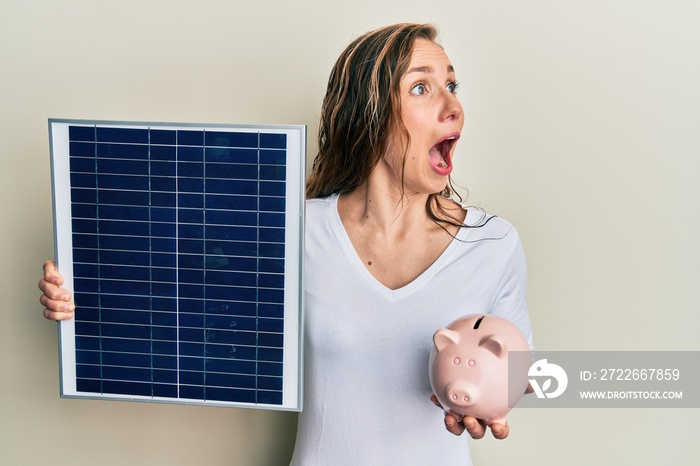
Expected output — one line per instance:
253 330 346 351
50 120 305 411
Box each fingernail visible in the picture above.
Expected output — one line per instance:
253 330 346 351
62 294 70 301
492 427 502 435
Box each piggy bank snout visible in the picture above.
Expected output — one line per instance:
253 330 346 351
445 381 477 407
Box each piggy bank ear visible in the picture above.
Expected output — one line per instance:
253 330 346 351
478 334 507 359
433 328 460 352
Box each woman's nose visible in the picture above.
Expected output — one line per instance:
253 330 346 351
440 91 463 122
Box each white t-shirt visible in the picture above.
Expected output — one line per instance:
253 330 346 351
289 194 534 466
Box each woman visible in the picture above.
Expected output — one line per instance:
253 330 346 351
40 23 533 465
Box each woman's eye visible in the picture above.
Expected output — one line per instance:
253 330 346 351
446 81 459 94
410 83 427 95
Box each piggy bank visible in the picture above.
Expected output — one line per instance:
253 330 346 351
429 314 531 426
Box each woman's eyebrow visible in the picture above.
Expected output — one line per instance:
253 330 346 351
405 65 455 75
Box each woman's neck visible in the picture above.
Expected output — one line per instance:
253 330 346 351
338 179 431 234
335 180 463 290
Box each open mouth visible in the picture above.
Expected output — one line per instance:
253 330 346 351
429 135 459 172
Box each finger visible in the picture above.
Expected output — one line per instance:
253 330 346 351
490 421 510 440
39 293 74 321
444 413 466 436
43 260 63 286
43 307 75 321
463 416 486 439
39 278 71 301
39 293 74 313
430 394 443 408
38 278 71 301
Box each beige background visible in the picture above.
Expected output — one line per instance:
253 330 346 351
2 0 698 464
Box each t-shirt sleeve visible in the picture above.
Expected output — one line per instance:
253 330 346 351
489 230 535 351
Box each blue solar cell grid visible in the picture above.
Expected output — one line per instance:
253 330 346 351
50 121 304 410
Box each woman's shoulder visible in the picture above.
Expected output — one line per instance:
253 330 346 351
460 205 521 247
304 194 341 234
305 194 337 216
305 194 334 206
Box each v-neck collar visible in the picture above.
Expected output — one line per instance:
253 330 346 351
327 193 469 302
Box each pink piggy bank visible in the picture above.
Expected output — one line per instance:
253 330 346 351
429 314 531 426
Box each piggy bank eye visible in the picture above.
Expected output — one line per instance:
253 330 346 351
468 359 476 367
453 357 461 365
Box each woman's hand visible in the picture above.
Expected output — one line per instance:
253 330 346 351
38 260 74 321
430 394 510 439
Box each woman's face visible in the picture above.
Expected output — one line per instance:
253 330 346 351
384 38 464 195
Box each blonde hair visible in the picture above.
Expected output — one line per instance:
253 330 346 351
306 23 439 198
307 23 467 231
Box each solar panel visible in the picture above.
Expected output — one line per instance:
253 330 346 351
49 119 305 411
